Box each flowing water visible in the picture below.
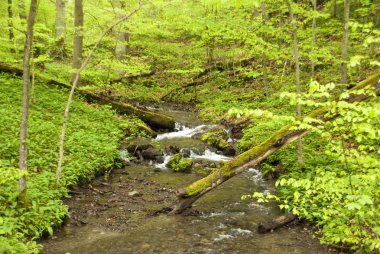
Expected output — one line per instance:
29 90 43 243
41 107 330 254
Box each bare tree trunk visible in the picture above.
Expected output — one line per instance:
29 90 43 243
341 0 350 86
71 0 83 84
170 71 380 214
286 0 304 168
55 0 66 58
333 0 338 18
56 0 143 186
113 0 128 60
311 0 317 77
261 0 269 96
18 0 27 21
8 0 15 53
18 0 38 200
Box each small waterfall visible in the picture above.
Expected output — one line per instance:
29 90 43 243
155 123 217 140
189 149 231 162
120 149 130 162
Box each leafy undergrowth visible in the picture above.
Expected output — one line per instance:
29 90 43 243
239 82 380 253
0 73 147 253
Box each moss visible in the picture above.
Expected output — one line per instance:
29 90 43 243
167 154 192 172
200 129 233 153
185 124 294 196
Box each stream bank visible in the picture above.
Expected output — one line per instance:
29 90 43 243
41 106 332 254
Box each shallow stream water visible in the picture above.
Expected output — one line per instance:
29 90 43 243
41 106 330 254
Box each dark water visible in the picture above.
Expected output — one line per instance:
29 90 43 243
41 108 330 254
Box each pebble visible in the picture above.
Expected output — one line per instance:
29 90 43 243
128 190 142 197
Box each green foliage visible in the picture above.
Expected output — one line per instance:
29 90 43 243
0 73 141 252
245 80 380 252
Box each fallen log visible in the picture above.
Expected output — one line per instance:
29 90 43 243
170 70 380 214
258 213 297 233
0 63 175 130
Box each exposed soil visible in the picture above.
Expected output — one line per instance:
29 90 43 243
51 165 177 234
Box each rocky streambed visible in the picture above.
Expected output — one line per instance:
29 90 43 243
41 106 331 254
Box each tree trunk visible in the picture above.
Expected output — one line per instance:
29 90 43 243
333 0 338 18
56 0 144 186
18 0 38 199
8 0 15 53
71 0 83 84
286 0 304 168
55 0 66 58
311 0 317 77
18 0 26 22
258 213 297 233
341 0 350 86
0 62 175 130
113 0 128 60
261 0 269 96
170 71 380 214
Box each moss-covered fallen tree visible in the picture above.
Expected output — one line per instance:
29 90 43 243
170 70 380 214
0 63 175 130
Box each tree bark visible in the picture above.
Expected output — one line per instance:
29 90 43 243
8 0 15 53
258 213 297 233
0 62 175 130
71 0 83 84
56 0 144 186
261 0 269 96
18 0 26 22
341 0 350 85
18 0 38 199
113 0 128 60
170 71 380 214
311 0 317 77
55 0 66 58
286 0 304 168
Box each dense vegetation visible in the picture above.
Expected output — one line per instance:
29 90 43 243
0 0 379 253
0 74 147 253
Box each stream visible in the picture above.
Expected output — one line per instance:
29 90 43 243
41 106 330 254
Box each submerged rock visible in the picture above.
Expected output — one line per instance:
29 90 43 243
141 147 163 160
121 137 154 153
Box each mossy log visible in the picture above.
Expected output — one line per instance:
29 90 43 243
171 71 380 214
258 213 297 233
0 63 175 130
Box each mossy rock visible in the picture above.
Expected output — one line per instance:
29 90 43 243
120 137 154 153
167 154 193 172
200 129 236 156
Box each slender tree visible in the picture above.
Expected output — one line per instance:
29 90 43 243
71 0 83 84
18 0 38 199
341 0 350 85
7 0 15 53
286 0 304 168
55 0 67 58
113 0 128 60
56 0 143 185
261 0 269 95
311 0 317 77
18 0 27 22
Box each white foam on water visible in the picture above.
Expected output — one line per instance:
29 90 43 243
213 234 234 241
201 212 226 218
120 150 130 162
155 124 209 140
190 149 231 162
231 228 252 236
247 168 263 183
155 154 172 169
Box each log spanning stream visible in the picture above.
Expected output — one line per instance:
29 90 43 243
41 106 328 254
